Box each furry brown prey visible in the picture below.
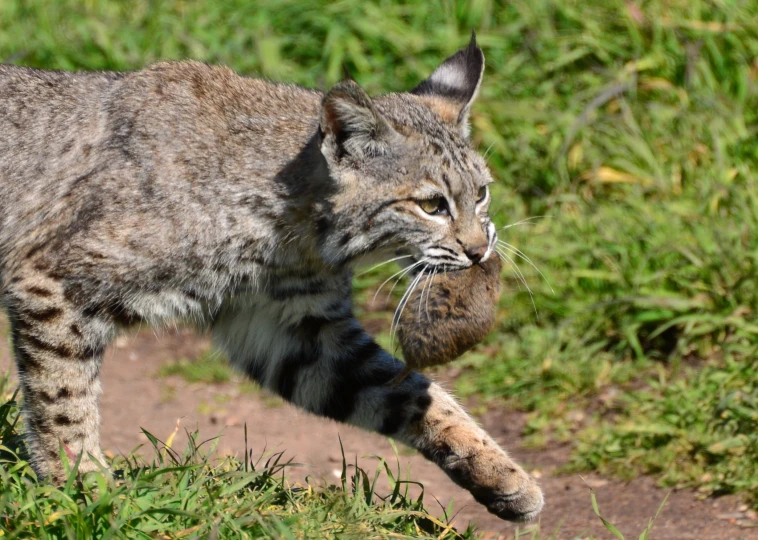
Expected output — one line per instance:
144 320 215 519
398 256 502 371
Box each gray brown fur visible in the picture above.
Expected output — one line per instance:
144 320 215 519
0 36 543 521
399 256 502 369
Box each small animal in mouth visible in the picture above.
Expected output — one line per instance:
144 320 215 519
396 255 502 375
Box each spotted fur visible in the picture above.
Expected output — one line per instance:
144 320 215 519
0 36 543 521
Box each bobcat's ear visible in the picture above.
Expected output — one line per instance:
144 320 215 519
411 32 484 138
320 79 396 161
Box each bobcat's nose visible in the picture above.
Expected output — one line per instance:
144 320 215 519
465 243 488 263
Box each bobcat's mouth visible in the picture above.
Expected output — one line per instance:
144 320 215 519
404 258 471 275
394 245 472 274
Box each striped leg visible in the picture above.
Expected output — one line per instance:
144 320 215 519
5 273 110 482
215 299 544 522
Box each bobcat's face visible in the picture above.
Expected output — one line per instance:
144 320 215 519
318 36 496 271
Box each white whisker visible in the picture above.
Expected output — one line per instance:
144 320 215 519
482 140 496 163
417 265 431 316
496 246 538 317
372 258 425 304
357 254 414 276
424 265 439 322
393 271 424 332
497 241 554 293
386 260 425 302
497 215 547 232
390 270 425 351
495 247 522 291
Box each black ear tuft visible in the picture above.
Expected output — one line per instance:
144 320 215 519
411 33 485 136
342 63 354 81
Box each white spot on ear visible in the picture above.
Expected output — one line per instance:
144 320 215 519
430 63 467 91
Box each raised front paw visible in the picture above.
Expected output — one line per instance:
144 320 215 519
463 454 544 522
429 424 544 522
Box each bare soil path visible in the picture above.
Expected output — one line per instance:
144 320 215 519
1 322 755 539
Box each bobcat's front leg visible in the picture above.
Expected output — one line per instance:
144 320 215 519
357 369 544 522
404 383 544 521
215 299 543 522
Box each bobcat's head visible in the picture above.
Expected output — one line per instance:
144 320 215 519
317 34 496 273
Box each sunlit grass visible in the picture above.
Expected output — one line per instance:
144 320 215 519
159 350 234 384
0 378 474 539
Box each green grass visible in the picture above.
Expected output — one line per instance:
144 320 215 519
159 351 234 384
158 352 283 407
0 380 666 540
0 378 474 539
0 0 757 523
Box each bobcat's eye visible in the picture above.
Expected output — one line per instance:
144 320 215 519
418 197 449 216
477 186 488 203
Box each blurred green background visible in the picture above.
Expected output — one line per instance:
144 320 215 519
1 0 756 510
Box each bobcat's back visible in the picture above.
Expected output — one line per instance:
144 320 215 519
0 66 120 262
0 62 323 283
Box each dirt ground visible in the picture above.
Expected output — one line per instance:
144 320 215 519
1 322 756 539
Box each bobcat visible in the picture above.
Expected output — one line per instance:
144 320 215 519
0 36 544 522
